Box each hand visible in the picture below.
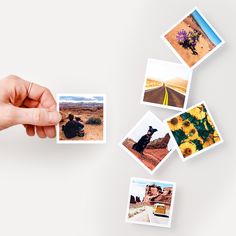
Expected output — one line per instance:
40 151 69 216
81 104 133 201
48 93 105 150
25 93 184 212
0 75 61 138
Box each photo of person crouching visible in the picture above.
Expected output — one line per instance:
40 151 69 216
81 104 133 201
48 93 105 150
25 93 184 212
62 114 84 139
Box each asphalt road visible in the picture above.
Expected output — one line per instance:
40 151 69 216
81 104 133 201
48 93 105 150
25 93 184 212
143 84 185 108
146 206 169 225
129 206 169 226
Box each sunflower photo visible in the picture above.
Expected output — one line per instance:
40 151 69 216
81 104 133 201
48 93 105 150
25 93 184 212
161 7 224 69
165 102 223 161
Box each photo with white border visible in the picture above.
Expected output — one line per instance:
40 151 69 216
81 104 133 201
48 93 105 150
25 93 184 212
164 101 223 161
141 58 192 111
119 111 176 174
57 94 106 144
126 177 176 228
161 7 225 69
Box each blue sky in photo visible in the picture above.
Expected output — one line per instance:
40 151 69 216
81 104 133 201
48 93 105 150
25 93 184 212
132 178 173 189
191 9 222 46
59 95 104 103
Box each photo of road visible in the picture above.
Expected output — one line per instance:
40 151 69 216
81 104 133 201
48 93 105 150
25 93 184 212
143 83 185 108
142 59 191 110
127 178 175 227
128 206 169 225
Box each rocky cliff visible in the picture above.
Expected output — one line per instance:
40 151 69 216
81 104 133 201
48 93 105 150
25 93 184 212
143 184 173 205
146 133 170 149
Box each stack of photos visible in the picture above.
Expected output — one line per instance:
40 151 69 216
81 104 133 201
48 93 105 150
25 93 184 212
126 178 176 228
165 102 223 161
120 111 176 174
57 94 106 144
141 59 192 111
161 7 224 69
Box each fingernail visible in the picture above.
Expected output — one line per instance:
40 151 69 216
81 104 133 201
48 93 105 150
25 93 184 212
48 111 61 124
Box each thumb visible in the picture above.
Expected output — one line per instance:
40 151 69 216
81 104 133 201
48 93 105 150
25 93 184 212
12 107 61 126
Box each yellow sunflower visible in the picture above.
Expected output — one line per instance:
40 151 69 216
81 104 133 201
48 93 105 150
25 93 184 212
186 128 202 141
189 106 206 120
203 137 214 148
182 120 195 134
207 114 214 127
213 130 221 143
167 116 183 131
179 141 197 157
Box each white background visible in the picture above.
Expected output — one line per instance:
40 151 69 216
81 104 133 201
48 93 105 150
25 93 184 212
0 0 235 235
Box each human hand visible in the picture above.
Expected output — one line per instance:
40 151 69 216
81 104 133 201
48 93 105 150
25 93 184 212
0 75 61 138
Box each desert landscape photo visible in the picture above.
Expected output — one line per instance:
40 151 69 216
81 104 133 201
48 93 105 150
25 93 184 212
143 59 191 109
58 95 105 142
127 178 175 227
121 111 175 172
164 9 223 67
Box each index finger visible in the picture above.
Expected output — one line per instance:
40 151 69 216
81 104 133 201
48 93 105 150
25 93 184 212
27 82 57 110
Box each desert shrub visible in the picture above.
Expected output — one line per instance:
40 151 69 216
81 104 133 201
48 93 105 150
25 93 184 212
86 117 102 125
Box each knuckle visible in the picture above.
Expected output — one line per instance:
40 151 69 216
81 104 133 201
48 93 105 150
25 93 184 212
5 75 21 82
2 75 21 87
43 87 51 96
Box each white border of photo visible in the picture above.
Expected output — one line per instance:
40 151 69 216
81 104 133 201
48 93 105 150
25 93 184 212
119 111 177 174
140 58 192 111
125 177 176 228
161 7 225 70
56 93 106 144
163 101 224 162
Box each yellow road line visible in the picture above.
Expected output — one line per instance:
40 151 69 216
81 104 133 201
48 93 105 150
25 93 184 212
163 85 168 105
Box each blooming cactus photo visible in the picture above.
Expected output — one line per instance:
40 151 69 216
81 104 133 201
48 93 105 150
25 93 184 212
162 8 224 68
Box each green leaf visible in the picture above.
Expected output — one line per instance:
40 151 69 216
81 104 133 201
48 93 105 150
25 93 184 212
180 112 199 125
180 112 190 120
191 139 203 151
204 117 214 134
202 104 207 113
172 129 187 146
194 122 210 141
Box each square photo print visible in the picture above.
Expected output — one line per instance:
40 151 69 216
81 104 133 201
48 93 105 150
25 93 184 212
126 177 176 228
141 59 192 111
120 111 176 174
57 94 106 144
165 102 223 161
161 7 224 69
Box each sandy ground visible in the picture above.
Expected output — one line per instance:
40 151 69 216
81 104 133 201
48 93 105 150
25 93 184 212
165 78 188 94
145 79 163 90
165 16 215 67
122 138 169 171
59 107 104 141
